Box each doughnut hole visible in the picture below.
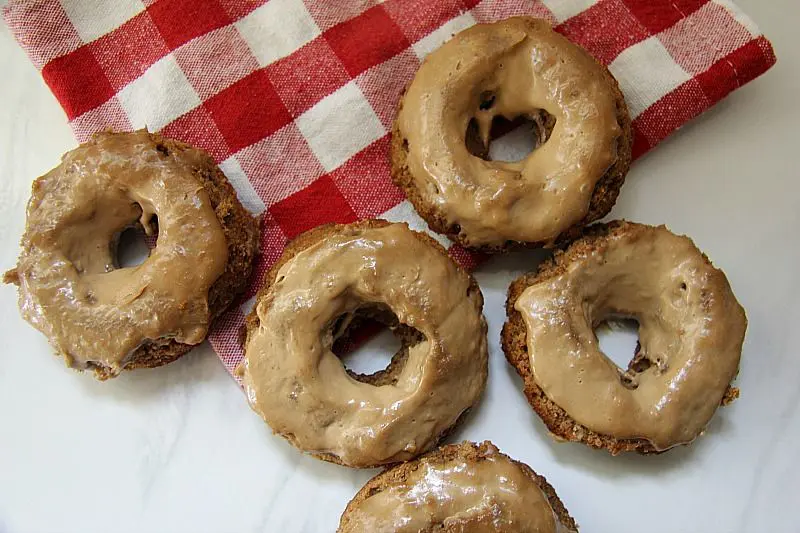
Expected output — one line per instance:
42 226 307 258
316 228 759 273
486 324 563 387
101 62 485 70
115 217 158 268
60 202 159 275
330 304 426 386
465 106 556 163
595 317 646 390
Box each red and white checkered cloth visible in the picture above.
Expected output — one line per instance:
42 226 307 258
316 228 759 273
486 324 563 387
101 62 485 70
4 0 775 376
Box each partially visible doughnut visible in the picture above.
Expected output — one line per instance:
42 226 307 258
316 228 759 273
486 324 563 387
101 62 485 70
242 220 488 468
502 222 746 454
4 130 260 379
391 17 632 250
337 441 578 532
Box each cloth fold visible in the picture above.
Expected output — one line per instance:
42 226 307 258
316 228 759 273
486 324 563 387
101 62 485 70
4 0 776 374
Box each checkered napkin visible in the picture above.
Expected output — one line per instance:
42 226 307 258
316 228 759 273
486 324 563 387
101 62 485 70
4 0 775 376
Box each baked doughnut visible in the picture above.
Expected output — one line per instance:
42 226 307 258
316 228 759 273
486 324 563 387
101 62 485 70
391 17 632 250
502 222 746 454
4 130 260 379
337 440 578 532
241 220 488 468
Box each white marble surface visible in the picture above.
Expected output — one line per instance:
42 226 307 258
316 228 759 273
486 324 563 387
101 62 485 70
1 1 799 532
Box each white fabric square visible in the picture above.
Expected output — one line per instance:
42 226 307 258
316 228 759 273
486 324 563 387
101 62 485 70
295 81 385 172
609 37 692 118
381 200 452 249
62 0 145 43
712 0 760 37
412 12 476 60
235 0 321 67
540 0 599 23
219 156 266 215
118 56 201 131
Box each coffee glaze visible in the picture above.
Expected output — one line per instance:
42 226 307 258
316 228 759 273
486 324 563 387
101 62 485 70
338 441 576 532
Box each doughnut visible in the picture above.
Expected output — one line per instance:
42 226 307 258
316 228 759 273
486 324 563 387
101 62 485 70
391 17 632 250
337 441 578 532
4 130 260 379
241 220 488 468
502 221 746 454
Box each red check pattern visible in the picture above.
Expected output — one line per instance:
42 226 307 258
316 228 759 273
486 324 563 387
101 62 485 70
4 0 775 376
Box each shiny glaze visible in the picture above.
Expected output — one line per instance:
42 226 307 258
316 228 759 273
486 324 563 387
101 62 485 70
397 17 622 247
339 442 569 533
7 131 228 375
515 223 746 450
242 223 488 467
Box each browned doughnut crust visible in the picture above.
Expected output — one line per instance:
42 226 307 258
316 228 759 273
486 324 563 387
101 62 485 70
337 441 578 532
501 221 740 455
390 18 633 253
5 131 261 380
243 219 486 467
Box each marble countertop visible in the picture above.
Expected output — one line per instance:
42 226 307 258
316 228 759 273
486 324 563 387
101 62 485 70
1 1 798 531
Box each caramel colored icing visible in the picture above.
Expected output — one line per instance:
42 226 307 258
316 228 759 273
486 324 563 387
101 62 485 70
339 442 568 533
514 223 746 450
397 17 622 247
8 131 228 375
243 223 488 467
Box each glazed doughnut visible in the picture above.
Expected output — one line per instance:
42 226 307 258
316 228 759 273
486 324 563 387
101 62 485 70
502 222 746 454
241 220 488 468
391 17 632 250
337 441 578 532
4 131 260 379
